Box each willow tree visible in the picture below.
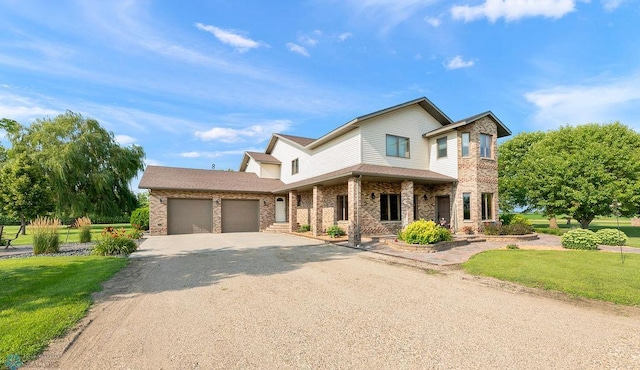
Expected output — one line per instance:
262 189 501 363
5 112 145 219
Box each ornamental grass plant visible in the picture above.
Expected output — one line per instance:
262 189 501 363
75 216 92 243
30 217 61 254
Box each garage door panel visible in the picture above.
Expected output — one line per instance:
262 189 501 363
222 200 259 233
167 199 213 235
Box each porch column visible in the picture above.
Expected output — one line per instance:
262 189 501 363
347 176 361 246
312 185 323 236
401 180 414 229
288 190 298 232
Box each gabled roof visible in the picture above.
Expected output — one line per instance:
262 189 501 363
275 163 455 192
422 111 512 139
239 151 282 172
139 165 283 193
265 133 316 154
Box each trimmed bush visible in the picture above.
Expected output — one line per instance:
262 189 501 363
561 229 600 250
510 214 532 227
326 225 345 238
93 227 138 256
130 207 149 231
298 224 311 232
75 216 92 243
595 228 628 246
400 219 452 245
30 217 61 254
499 213 515 226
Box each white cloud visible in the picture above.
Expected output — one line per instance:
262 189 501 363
181 151 201 158
195 120 292 143
444 55 475 69
344 0 440 33
195 23 263 52
286 42 310 57
424 16 442 27
0 91 60 123
299 30 323 47
180 150 251 159
451 0 576 22
525 74 640 129
338 32 353 42
115 134 136 146
602 0 624 11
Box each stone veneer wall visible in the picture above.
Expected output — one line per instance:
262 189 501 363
149 189 275 236
455 116 499 232
295 191 313 226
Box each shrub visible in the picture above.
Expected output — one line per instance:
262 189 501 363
499 213 515 226
595 228 628 246
483 223 503 235
75 216 92 243
561 229 600 250
399 219 452 245
92 227 139 256
510 214 532 227
130 207 149 231
298 224 311 232
30 217 61 254
326 225 345 238
503 223 534 235
461 226 474 235
506 244 519 249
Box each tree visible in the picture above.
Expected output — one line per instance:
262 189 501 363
2 112 145 220
499 123 640 228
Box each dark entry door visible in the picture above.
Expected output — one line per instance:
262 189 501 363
436 196 451 225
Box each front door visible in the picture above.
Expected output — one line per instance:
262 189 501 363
275 197 287 222
436 196 451 226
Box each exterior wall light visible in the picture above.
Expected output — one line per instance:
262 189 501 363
371 193 376 199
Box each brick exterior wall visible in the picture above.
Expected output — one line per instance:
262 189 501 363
149 189 275 236
455 116 499 232
295 191 313 227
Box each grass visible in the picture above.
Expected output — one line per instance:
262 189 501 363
519 213 640 247
1 224 133 247
0 256 128 366
463 249 640 305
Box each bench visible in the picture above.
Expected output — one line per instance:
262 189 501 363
1 224 24 249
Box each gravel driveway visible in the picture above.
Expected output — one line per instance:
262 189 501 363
28 233 640 369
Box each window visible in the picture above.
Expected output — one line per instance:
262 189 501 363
296 194 301 207
461 132 470 157
380 194 401 221
463 193 471 220
337 195 348 221
291 158 299 175
413 195 418 220
480 134 492 158
481 193 493 220
386 135 410 158
437 137 447 158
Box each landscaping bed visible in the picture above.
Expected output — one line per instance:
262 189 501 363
481 233 539 242
384 238 469 253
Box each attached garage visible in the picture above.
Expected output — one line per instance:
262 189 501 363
167 198 213 235
221 199 260 233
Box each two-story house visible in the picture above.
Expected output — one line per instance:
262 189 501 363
139 97 511 245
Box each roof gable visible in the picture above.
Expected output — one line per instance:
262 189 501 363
422 111 512 139
239 151 281 172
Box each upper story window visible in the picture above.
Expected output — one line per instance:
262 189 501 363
480 134 492 158
461 132 470 157
386 135 410 158
291 158 299 175
437 137 447 158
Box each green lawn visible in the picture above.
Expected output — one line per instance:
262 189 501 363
463 249 640 305
1 224 133 247
520 213 640 247
0 256 128 366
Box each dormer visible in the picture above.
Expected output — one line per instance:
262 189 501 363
239 151 282 179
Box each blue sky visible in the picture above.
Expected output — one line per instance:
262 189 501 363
1 0 639 182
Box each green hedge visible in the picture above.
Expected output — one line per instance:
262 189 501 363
561 229 600 250
400 219 452 245
595 228 628 246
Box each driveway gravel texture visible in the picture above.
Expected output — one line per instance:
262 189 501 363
27 233 640 369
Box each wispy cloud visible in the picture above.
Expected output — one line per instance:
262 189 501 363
451 0 576 22
299 30 323 47
115 134 137 146
338 32 353 42
344 0 440 34
602 0 625 11
180 149 249 158
424 16 442 27
195 120 292 143
525 73 640 129
0 91 60 123
444 55 475 70
286 42 310 57
195 23 265 52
